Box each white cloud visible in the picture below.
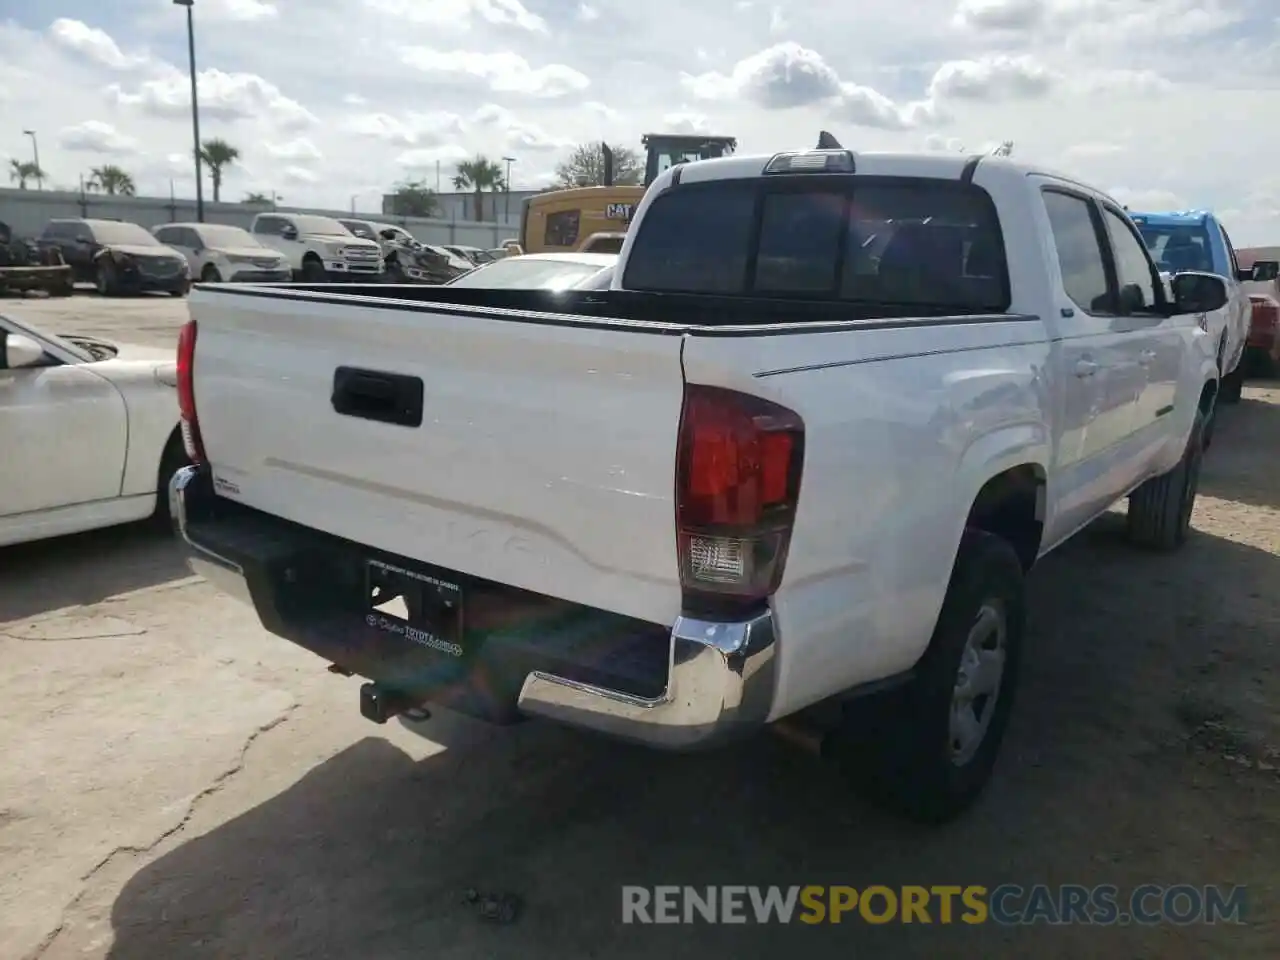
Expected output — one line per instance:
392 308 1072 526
344 111 466 147
283 165 320 183
584 101 621 121
363 0 546 32
954 0 1044 30
199 0 280 21
470 104 570 151
682 44 1054 129
48 18 147 71
578 3 601 20
927 54 1056 100
1069 68 1175 96
396 144 471 170
400 47 590 97
265 138 324 163
110 68 317 130
58 120 140 155
663 110 711 134
682 43 844 108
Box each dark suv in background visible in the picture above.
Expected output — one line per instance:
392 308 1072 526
38 218 190 297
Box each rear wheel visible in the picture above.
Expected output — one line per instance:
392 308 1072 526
828 530 1026 824
1126 409 1204 551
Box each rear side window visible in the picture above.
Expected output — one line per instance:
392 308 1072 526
1042 190 1110 313
622 177 1008 311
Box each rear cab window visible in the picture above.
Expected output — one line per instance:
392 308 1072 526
620 175 1010 315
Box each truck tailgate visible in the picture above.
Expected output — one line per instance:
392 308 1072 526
188 289 687 626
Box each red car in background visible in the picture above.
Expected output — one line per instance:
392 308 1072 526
1236 247 1280 377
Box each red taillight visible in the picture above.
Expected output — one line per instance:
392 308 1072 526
1250 298 1279 331
176 319 206 463
675 384 805 607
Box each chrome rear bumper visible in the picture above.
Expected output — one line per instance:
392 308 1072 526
169 464 777 750
517 611 776 750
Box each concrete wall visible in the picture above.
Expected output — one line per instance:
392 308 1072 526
384 188 541 224
0 187 521 249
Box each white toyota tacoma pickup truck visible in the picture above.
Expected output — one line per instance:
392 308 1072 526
170 146 1225 823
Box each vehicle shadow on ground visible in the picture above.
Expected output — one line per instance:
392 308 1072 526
0 523 189 623
1199 393 1280 511
95 521 1280 960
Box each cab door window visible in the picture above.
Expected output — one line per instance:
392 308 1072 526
1101 207 1160 315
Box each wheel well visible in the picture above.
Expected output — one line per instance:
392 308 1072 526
1199 379 1218 415
157 427 185 489
302 251 322 263
965 464 1045 571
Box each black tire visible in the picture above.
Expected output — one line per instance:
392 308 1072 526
828 530 1026 824
95 261 115 297
1219 364 1243 404
201 264 222 283
151 432 190 525
1127 409 1204 551
301 256 327 282
385 256 406 282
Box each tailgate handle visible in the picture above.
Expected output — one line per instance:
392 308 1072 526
331 366 424 427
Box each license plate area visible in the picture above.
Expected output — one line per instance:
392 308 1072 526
364 557 465 659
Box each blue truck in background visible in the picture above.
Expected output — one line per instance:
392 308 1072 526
1128 209 1256 406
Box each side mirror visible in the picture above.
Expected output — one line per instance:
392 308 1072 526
1250 260 1279 282
280 225 298 240
4 333 47 369
1171 271 1229 314
379 229 397 240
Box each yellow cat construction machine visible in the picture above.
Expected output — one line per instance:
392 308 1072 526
518 132 738 255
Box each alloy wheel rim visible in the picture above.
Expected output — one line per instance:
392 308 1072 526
949 601 1007 767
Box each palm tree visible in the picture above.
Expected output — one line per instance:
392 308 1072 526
452 155 505 222
8 158 44 190
198 137 240 203
243 191 270 204
87 164 136 196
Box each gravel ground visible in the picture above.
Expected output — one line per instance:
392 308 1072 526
2 295 1278 959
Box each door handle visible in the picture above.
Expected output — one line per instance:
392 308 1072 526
1074 359 1100 378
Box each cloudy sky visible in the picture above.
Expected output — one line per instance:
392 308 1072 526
1 0 1278 239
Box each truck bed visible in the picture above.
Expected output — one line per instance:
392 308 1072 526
202 281 1017 330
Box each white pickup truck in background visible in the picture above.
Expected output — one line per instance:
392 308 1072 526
247 212 384 282
170 145 1224 824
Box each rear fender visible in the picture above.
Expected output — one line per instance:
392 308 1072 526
953 423 1050 550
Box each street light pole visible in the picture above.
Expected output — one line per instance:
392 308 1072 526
174 0 204 222
21 129 41 190
502 156 515 222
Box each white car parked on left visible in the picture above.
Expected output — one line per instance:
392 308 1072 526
0 313 187 546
